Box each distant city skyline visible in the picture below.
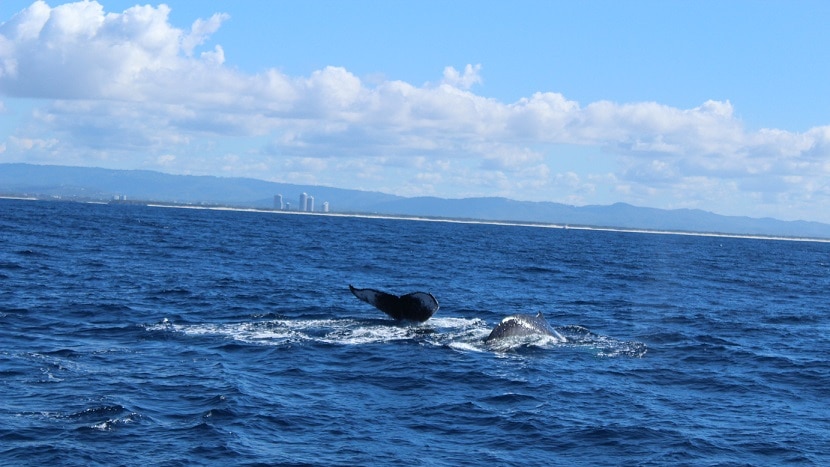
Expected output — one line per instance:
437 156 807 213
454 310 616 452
274 192 328 213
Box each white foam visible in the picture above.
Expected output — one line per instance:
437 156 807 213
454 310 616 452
320 325 414 345
429 317 486 328
447 341 487 353
485 332 569 352
153 318 430 346
148 317 646 356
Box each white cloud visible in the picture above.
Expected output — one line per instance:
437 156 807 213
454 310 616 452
441 64 483 90
10 135 58 150
156 154 175 166
1 1 830 221
182 13 228 57
200 44 224 66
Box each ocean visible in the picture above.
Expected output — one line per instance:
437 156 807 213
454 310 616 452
1 198 828 466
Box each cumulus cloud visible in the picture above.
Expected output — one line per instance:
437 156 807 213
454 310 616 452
442 64 483 90
182 13 228 57
1 1 830 221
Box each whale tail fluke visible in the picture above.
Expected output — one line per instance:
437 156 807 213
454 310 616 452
349 285 439 322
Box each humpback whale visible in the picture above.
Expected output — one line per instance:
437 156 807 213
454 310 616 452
485 312 564 343
349 285 439 322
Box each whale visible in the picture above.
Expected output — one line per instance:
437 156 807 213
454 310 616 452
485 312 564 343
349 285 439 322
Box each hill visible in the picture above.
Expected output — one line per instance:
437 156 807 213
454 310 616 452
2 163 829 239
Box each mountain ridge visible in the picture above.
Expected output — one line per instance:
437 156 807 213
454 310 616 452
2 162 829 239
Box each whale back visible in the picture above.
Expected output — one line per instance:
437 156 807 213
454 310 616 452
485 312 560 342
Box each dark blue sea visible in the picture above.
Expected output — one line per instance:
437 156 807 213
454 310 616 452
1 198 829 466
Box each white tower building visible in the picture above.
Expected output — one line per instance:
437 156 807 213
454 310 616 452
299 193 308 212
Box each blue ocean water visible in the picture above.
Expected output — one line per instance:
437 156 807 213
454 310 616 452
1 198 828 466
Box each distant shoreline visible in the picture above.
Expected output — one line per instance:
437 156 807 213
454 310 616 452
4 163 830 240
5 195 829 244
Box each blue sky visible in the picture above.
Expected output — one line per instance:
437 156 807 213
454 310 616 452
1 1 830 222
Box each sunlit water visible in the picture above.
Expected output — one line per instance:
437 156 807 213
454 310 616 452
1 198 828 465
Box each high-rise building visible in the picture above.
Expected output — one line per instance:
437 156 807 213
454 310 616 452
307 195 314 213
299 193 308 212
274 194 284 210
322 201 329 213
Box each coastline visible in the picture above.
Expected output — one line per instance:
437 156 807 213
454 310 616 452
4 195 829 244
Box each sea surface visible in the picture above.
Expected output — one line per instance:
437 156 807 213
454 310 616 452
1 198 828 466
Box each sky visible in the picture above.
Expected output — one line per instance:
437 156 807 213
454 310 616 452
1 1 829 223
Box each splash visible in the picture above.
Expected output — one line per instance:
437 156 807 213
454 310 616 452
149 317 465 346
148 317 646 357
